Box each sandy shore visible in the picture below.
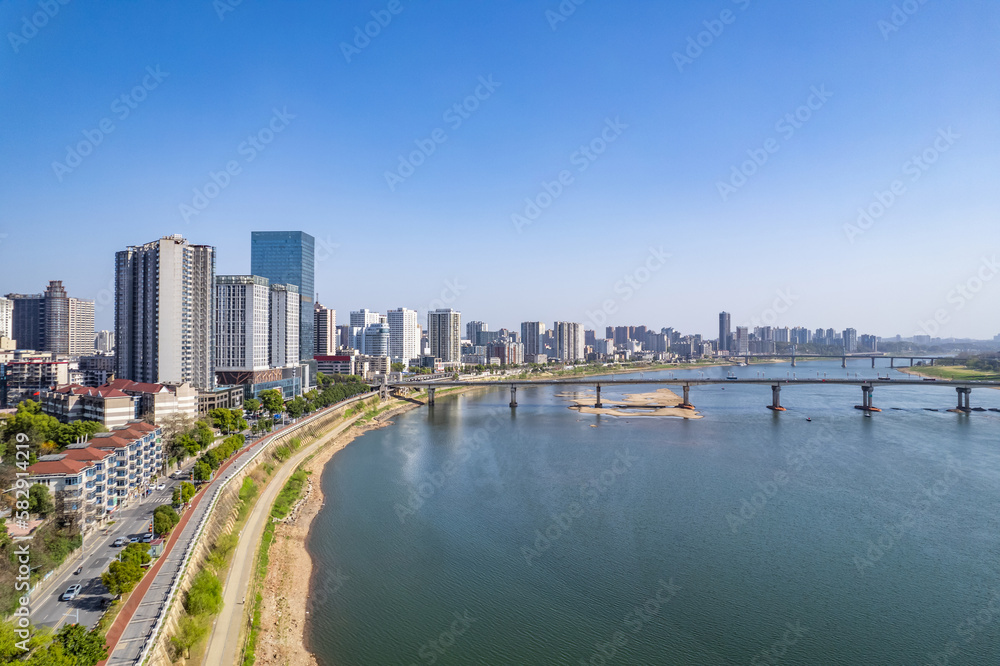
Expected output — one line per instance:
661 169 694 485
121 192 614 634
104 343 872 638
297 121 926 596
558 387 703 419
255 399 427 666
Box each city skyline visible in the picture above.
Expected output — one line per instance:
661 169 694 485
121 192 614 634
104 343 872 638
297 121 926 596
1 2 998 338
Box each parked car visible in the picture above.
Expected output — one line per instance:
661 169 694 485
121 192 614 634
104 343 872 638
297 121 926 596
112 537 127 547
61 584 82 601
142 532 153 541
129 537 139 544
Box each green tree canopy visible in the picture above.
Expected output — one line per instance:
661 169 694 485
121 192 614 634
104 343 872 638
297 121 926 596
192 461 212 482
259 389 284 415
28 483 54 516
184 570 223 616
102 559 144 596
153 505 180 535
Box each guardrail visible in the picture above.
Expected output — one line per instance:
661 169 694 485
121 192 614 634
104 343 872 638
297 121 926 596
131 392 376 666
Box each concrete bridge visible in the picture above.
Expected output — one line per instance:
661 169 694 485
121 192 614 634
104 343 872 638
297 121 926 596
381 377 1000 414
736 352 944 368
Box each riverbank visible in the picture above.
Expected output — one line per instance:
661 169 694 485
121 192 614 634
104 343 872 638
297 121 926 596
255 395 459 666
897 364 1000 382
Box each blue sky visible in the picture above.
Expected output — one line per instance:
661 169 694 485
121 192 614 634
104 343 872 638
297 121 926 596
1 0 998 339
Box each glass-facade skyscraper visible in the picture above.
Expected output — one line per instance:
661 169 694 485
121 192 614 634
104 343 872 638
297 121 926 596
250 231 315 361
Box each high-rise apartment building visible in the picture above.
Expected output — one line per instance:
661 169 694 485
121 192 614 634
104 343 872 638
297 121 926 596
719 312 731 352
215 276 270 372
68 296 95 355
734 326 750 354
250 231 314 361
466 321 487 344
7 292 45 350
554 321 585 362
5 281 94 354
115 236 215 388
387 307 418 364
95 330 115 354
314 303 336 356
362 322 390 358
427 309 461 363
269 283 300 368
0 297 13 341
521 322 545 360
349 309 381 328
842 328 858 352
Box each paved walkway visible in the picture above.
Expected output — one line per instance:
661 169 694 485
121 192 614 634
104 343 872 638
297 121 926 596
204 411 365 665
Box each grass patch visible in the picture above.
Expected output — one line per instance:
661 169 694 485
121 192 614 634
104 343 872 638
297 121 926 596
900 364 1000 381
271 470 309 520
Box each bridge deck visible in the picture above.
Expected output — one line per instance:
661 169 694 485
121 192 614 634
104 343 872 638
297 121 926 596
390 378 1000 389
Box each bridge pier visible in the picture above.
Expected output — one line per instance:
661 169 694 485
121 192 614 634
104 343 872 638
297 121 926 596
427 387 435 406
890 358 894 368
595 384 602 408
930 358 935 366
855 385 879 412
767 385 785 411
910 358 914 366
509 385 517 408
680 384 694 409
791 356 796 367
842 356 847 368
954 387 971 412
871 357 875 368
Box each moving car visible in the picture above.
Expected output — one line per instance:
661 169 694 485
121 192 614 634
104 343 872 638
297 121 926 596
61 584 82 601
156 483 166 490
73 566 83 575
112 537 127 547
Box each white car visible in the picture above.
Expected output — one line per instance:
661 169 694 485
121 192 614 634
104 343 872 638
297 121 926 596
156 483 166 490
61 584 82 601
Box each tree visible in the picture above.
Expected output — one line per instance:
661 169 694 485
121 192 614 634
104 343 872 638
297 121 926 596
102 559 144 595
286 396 307 419
243 398 261 415
230 409 248 432
28 483 54 517
184 569 223 615
259 389 284 416
181 482 196 503
391 362 405 372
53 623 108 665
194 420 214 449
208 409 233 434
153 505 180 535
120 542 151 568
193 461 212 482
172 486 181 506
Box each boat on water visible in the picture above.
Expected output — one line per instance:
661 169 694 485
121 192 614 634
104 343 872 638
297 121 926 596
725 372 738 381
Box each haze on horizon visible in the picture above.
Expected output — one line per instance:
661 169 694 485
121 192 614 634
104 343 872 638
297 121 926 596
1 1 997 340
